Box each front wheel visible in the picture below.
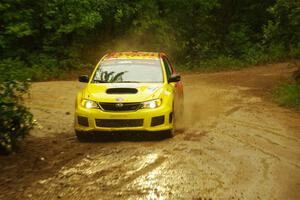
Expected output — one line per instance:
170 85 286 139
173 101 185 134
165 129 174 138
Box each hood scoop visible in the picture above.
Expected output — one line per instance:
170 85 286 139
106 88 138 94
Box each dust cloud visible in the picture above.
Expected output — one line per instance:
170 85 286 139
84 31 178 65
179 77 233 133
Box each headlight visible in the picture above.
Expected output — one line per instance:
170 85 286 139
142 99 162 109
81 99 98 109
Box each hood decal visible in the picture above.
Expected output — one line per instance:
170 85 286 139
108 83 139 88
145 86 160 93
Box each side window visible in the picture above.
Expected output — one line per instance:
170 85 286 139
162 57 173 79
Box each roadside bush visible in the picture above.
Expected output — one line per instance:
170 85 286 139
199 56 245 71
0 58 31 82
294 68 300 82
0 80 34 154
274 82 300 112
0 57 73 82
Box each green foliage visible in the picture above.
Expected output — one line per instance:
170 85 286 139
294 68 300 82
0 57 68 82
0 80 34 154
199 56 245 71
0 59 31 82
274 82 300 111
263 0 300 57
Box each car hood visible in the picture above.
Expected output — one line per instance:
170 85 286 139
84 83 164 103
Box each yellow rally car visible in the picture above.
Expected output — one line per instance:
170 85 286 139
75 51 183 139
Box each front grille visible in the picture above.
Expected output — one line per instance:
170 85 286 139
95 119 143 128
99 102 141 112
78 116 89 127
151 116 165 126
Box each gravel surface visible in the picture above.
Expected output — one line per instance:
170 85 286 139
0 62 299 200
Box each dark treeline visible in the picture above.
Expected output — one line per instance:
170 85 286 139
0 0 299 80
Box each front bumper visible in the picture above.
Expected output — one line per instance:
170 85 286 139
74 105 173 132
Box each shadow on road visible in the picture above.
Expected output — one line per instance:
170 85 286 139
77 131 172 142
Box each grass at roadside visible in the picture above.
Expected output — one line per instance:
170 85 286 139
273 82 300 112
176 52 289 73
0 58 93 82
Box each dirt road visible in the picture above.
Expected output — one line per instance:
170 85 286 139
1 63 300 200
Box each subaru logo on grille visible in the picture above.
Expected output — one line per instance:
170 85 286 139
116 97 124 101
115 103 124 108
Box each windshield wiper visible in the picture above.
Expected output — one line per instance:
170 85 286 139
93 80 140 83
118 81 140 83
93 80 108 83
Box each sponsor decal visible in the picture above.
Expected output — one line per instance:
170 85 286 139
145 86 160 93
108 84 138 88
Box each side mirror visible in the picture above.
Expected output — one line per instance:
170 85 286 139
78 75 89 83
168 74 181 83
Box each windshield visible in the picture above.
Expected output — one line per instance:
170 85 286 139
92 59 163 83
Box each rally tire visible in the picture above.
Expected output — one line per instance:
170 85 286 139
75 130 89 142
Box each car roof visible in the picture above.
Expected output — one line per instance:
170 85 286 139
104 51 164 60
